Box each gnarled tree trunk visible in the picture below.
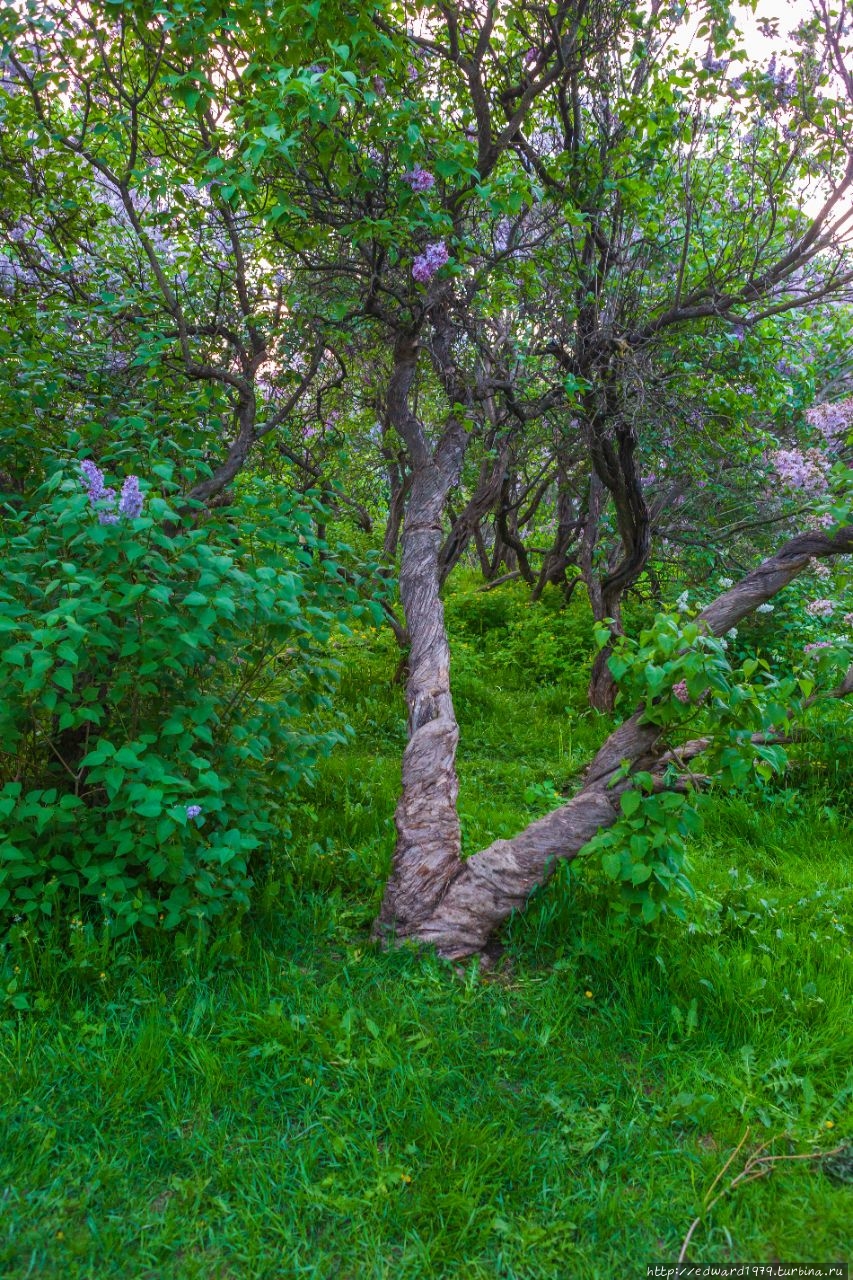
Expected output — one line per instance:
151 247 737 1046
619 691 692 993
375 332 468 934
375 522 853 960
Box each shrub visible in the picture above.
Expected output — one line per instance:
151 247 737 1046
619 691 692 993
0 459 362 938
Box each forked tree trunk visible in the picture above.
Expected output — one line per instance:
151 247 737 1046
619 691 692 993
375 523 853 960
375 334 468 934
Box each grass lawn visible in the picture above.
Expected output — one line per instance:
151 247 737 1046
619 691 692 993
2 585 851 1278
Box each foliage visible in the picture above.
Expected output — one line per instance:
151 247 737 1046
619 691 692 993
0 457 364 938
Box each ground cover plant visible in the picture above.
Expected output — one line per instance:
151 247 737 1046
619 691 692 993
1 0 853 1276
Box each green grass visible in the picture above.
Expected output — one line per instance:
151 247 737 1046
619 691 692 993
1 583 851 1278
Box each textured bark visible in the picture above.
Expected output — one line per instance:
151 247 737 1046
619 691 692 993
531 463 583 602
495 475 535 583
438 445 509 586
376 521 853 960
585 412 652 711
375 333 468 934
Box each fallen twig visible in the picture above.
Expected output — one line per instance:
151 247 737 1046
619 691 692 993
679 1128 844 1262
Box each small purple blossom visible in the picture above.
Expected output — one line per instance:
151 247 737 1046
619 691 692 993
523 47 540 69
80 460 117 520
672 680 690 704
804 641 833 654
412 240 449 284
401 165 435 193
186 804 202 819
118 474 144 519
806 598 834 618
731 323 745 342
701 50 726 73
80 459 106 500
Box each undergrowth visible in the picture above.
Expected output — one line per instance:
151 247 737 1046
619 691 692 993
1 580 850 1278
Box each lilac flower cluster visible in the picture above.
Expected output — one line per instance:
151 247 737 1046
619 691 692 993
81 460 118 524
412 240 449 283
771 447 828 495
672 680 690 704
80 461 144 523
401 165 435 192
119 475 144 519
767 55 796 106
701 51 726 74
186 804 202 820
806 598 834 618
805 396 853 444
804 641 833 654
523 47 540 69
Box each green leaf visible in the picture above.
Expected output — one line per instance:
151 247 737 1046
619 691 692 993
601 853 623 880
620 790 642 818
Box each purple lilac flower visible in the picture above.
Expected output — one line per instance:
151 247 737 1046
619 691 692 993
402 165 435 192
731 323 745 341
412 240 449 284
80 460 110 501
804 641 833 654
186 804 202 819
771 447 828 494
523 47 540 69
805 396 853 442
767 54 796 105
118 474 144 519
806 598 834 618
80 460 117 519
672 680 690 704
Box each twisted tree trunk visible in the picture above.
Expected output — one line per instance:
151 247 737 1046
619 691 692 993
376 522 853 960
374 332 468 933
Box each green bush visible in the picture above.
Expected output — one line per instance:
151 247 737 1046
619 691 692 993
0 459 361 938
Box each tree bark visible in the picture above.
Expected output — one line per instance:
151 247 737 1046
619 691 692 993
375 332 468 934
